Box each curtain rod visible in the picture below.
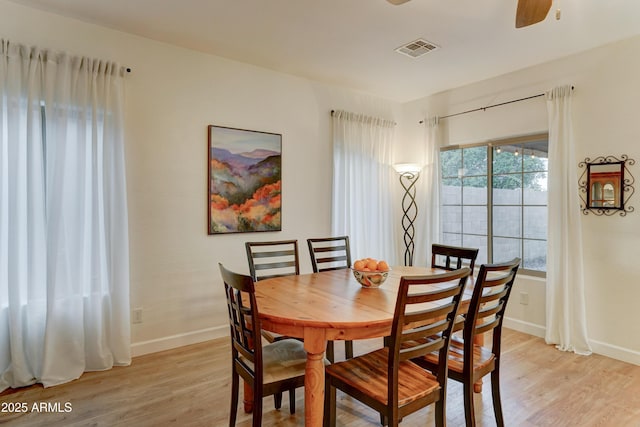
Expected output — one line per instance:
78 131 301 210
418 86 574 124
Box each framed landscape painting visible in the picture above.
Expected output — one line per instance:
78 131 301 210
207 125 282 234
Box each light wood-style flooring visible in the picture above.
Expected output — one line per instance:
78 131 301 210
2 329 640 426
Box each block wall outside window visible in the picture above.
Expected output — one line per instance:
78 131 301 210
440 134 548 275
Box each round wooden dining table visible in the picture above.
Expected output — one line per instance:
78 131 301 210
252 265 475 427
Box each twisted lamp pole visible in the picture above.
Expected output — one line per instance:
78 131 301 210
394 164 421 266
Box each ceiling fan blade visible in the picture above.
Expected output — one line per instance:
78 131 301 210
387 0 411 5
516 0 552 28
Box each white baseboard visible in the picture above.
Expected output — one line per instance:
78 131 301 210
131 325 228 357
503 317 546 338
589 339 640 366
504 317 640 366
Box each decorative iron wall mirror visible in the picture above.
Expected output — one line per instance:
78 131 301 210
579 155 635 216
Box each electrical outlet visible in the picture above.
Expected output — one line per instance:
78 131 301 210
519 292 529 305
132 308 143 324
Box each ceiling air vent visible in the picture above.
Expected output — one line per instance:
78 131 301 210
395 38 439 58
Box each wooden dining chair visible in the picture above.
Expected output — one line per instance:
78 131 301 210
245 240 300 344
306 236 352 272
413 258 521 427
323 268 472 427
219 263 307 426
432 243 479 272
245 240 300 281
307 236 354 362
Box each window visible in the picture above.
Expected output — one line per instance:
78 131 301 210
440 134 548 275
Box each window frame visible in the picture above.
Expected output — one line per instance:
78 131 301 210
440 133 548 278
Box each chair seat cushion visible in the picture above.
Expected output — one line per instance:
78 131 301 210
241 339 327 384
325 348 440 406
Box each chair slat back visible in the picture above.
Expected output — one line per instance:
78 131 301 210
387 268 471 405
245 240 300 281
307 236 352 273
219 263 262 377
464 258 521 357
431 243 479 272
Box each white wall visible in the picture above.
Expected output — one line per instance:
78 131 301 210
0 0 401 355
401 36 640 364
4 0 640 365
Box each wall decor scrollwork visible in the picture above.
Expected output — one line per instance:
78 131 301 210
578 154 635 216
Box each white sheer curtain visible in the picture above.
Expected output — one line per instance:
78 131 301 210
0 40 131 391
545 85 591 355
414 116 442 266
331 110 398 264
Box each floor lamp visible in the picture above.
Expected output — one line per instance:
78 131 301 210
394 163 422 266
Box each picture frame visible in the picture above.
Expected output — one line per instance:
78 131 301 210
207 125 282 234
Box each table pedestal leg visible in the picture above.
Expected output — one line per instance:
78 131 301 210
304 328 327 427
305 352 326 426
243 381 253 413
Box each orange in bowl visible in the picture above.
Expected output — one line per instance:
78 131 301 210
377 260 389 271
365 259 378 271
353 260 366 270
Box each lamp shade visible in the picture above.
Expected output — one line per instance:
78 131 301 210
393 163 422 174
